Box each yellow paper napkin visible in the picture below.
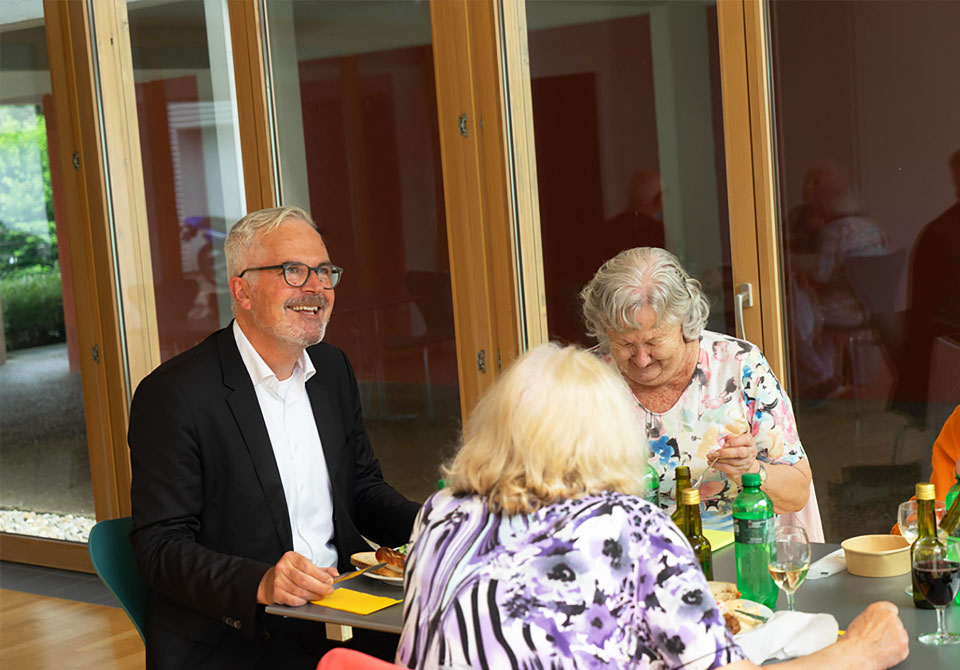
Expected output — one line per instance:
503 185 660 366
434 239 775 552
310 588 402 615
705 529 735 551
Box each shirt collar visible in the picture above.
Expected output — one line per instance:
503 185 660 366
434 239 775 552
232 320 316 388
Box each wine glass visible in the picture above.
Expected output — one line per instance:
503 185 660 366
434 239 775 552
912 537 960 645
767 523 810 611
897 500 947 595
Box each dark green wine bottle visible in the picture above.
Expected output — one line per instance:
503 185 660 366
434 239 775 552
913 482 940 610
733 472 778 608
670 466 692 525
680 487 713 579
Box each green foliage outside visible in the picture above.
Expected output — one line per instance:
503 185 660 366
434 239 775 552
0 104 64 350
0 267 65 350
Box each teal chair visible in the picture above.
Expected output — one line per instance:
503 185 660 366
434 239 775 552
88 516 149 641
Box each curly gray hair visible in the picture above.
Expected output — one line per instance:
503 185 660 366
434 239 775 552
224 206 319 279
580 247 710 351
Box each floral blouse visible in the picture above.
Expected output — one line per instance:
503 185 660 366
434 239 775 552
396 490 745 670
608 330 806 531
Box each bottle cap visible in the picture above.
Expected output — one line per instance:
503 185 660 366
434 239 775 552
742 472 761 487
676 466 691 477
681 488 700 505
916 482 935 500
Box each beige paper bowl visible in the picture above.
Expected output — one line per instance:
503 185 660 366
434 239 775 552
841 534 911 577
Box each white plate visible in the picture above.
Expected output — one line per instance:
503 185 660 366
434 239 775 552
359 569 403 586
729 598 774 637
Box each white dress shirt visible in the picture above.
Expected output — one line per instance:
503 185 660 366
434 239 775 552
233 321 338 567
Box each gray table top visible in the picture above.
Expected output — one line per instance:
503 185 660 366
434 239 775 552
268 543 960 667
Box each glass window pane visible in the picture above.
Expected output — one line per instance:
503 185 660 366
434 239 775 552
264 0 458 502
525 1 733 345
0 11 95 541
770 0 960 540
125 0 246 360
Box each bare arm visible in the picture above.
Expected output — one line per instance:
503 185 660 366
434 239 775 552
719 602 909 670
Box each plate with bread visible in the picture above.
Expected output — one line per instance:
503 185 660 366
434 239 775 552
708 581 773 637
349 545 407 586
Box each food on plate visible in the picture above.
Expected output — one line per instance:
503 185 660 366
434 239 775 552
376 545 406 572
708 580 741 603
350 550 403 577
708 581 744 634
726 600 767 634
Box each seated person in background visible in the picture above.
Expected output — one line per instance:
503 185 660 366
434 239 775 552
892 403 960 534
129 206 420 669
396 343 908 670
931 405 960 500
580 247 816 535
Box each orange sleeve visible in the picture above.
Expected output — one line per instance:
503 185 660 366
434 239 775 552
931 405 960 502
891 405 960 534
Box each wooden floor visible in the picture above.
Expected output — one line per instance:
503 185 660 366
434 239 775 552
0 589 144 669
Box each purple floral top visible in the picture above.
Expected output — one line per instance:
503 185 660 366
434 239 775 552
396 490 745 670
607 330 805 531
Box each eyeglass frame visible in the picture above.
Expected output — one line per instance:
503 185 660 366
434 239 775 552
236 261 343 288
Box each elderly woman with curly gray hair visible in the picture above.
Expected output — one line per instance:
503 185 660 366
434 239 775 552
581 247 819 536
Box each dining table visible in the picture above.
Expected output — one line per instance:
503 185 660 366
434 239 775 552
266 542 960 666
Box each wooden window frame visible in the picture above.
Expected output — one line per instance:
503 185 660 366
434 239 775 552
496 0 786 380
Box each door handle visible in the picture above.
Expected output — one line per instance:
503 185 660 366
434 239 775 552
734 282 754 340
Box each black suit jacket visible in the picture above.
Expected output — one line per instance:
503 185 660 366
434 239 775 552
129 326 420 667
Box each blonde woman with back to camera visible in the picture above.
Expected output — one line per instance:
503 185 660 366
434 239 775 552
395 343 907 670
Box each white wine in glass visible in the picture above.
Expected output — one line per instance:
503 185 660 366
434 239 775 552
768 524 810 611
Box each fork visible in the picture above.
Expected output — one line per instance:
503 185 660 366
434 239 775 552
692 454 721 489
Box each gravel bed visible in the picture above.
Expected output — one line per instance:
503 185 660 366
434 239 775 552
0 509 95 543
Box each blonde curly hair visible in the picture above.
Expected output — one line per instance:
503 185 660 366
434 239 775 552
442 343 651 515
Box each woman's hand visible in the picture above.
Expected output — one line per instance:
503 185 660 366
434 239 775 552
707 432 758 479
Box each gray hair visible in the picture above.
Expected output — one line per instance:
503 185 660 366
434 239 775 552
580 247 710 351
224 206 319 278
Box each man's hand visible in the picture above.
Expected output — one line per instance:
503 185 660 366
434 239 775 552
256 551 338 606
840 601 909 670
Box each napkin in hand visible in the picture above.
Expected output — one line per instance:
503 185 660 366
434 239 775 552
806 548 845 580
310 588 401 615
736 611 839 664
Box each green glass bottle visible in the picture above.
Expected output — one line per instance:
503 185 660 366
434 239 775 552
913 482 941 610
946 472 960 511
940 484 960 604
671 466 692 525
643 460 661 508
733 472 778 608
680 487 713 579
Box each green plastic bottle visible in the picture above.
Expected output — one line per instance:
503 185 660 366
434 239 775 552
679 487 713 579
643 460 661 508
671 466 692 526
733 472 778 608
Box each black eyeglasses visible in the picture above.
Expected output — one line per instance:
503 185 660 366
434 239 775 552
237 261 343 289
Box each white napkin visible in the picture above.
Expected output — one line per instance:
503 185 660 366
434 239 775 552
736 611 839 664
806 548 845 580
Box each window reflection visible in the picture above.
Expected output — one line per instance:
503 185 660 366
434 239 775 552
771 0 960 540
525 1 733 345
264 0 458 501
127 0 245 360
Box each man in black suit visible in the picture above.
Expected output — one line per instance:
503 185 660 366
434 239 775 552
129 206 420 669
